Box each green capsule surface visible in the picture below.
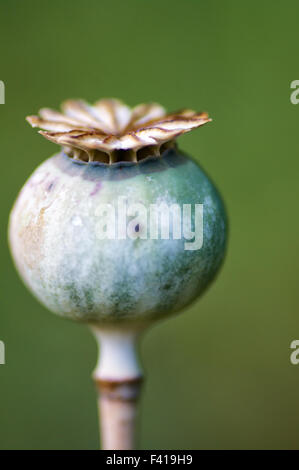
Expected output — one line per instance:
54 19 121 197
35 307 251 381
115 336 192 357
9 148 227 325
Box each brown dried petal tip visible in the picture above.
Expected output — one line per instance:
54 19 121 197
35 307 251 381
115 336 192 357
26 98 211 164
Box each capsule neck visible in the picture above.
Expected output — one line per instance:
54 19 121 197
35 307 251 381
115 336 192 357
91 326 144 382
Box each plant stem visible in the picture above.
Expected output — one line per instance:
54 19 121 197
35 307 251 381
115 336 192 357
91 326 143 450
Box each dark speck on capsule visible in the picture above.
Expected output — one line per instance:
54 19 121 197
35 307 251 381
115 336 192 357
135 224 140 233
46 181 55 192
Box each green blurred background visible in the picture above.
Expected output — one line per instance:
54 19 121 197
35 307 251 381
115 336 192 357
1 0 299 450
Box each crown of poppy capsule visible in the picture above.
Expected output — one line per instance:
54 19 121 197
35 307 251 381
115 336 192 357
26 99 211 164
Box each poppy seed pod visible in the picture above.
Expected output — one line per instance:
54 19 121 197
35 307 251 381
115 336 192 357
8 98 228 450
9 99 227 326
